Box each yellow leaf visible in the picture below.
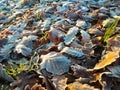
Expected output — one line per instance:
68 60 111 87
94 51 119 70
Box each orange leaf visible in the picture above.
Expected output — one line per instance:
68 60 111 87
66 82 99 90
94 51 119 70
0 34 4 39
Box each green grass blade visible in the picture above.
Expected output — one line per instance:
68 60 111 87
103 18 119 42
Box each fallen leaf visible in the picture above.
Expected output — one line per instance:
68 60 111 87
64 27 78 45
94 51 119 70
31 83 45 90
52 75 67 90
108 65 120 78
66 82 99 90
10 70 40 90
0 64 14 83
40 52 71 75
107 35 120 52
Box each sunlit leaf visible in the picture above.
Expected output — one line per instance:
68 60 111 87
94 51 119 70
52 75 67 90
66 82 99 90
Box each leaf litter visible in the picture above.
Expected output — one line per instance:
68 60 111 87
0 0 120 90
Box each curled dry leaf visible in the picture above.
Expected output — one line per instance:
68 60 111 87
0 44 14 61
94 51 119 70
40 52 71 75
41 18 51 31
15 44 32 56
66 82 100 90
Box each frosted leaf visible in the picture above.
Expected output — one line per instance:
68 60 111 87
14 35 36 56
58 42 65 51
17 36 33 48
15 44 32 56
80 30 90 43
108 66 120 78
53 19 73 28
41 18 51 31
40 52 71 75
0 64 14 82
64 27 78 45
61 47 85 59
87 28 103 36
0 44 14 60
8 32 21 43
76 20 91 29
27 35 38 41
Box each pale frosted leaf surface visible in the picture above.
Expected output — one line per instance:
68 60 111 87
40 52 71 75
61 47 85 59
64 27 78 45
108 66 120 78
80 30 90 43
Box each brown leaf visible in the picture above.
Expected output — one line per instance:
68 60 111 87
107 36 120 52
11 70 40 90
44 76 56 90
31 83 45 90
71 64 90 78
52 75 67 90
94 51 119 70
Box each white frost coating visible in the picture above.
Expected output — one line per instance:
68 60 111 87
15 44 32 56
80 30 90 42
64 27 78 45
41 18 51 31
40 52 71 75
61 47 85 59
